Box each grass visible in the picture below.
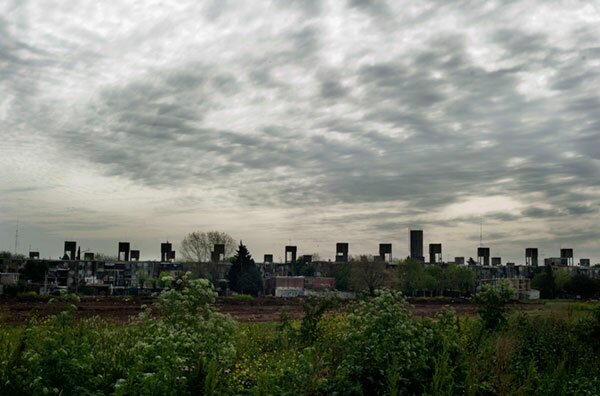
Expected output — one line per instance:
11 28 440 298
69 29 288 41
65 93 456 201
517 299 600 321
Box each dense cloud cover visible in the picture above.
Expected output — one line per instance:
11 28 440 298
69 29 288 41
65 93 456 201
1 0 599 262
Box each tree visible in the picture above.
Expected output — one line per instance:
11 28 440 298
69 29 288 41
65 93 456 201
0 251 26 260
565 274 600 298
352 256 388 296
235 268 263 295
447 265 475 296
135 269 152 289
180 231 236 262
329 264 352 291
226 241 263 295
553 268 571 296
425 265 446 296
397 258 426 296
292 255 315 276
531 270 555 298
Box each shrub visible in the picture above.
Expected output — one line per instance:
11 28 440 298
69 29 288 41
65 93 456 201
0 272 237 396
114 273 238 395
426 308 464 396
474 281 514 330
341 290 432 395
299 295 338 344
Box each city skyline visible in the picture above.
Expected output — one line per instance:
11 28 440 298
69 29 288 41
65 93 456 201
2 227 596 265
1 1 599 263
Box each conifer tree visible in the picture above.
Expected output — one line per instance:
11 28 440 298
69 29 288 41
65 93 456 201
227 241 263 295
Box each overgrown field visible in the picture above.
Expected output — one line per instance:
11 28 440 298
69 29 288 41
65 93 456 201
1 277 599 395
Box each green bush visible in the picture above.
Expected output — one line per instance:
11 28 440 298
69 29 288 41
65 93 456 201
1 284 599 395
299 295 338 344
474 281 514 330
341 290 432 395
0 273 237 395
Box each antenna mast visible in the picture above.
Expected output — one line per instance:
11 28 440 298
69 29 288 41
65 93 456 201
14 221 19 255
479 217 483 247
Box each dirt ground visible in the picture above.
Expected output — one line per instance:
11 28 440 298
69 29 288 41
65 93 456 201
0 296 539 325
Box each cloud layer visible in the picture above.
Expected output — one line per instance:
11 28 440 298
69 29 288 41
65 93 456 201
1 0 599 262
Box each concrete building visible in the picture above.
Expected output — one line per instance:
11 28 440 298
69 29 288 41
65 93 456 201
264 276 336 297
410 230 424 262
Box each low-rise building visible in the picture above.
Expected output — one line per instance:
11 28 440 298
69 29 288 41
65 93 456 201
264 276 336 297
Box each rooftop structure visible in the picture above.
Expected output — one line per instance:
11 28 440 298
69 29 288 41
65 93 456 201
560 248 574 266
410 230 424 262
335 242 349 263
477 247 490 266
378 243 392 262
285 246 297 264
526 248 538 266
118 242 130 262
429 243 442 264
211 244 225 263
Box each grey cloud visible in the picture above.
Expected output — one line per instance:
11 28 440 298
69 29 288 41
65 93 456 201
581 47 600 59
491 28 549 59
566 205 598 216
2 0 600 261
320 80 348 99
522 207 562 219
347 0 391 17
55 26 598 219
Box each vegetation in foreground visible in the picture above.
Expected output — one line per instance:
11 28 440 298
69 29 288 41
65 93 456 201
1 276 599 395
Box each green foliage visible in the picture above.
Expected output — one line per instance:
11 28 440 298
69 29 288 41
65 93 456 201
154 272 218 322
446 265 476 296
0 274 236 395
0 251 26 260
299 296 338 343
351 258 389 295
532 270 556 298
135 269 152 289
229 293 255 301
532 268 599 299
397 258 427 296
329 263 352 291
474 281 514 330
93 252 118 261
342 290 432 394
291 255 316 277
227 241 263 296
1 284 599 395
398 260 475 297
508 312 600 394
426 309 464 396
553 268 571 294
565 274 600 298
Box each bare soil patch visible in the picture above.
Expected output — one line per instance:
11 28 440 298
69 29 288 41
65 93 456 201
0 296 541 324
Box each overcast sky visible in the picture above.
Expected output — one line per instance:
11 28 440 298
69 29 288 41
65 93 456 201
1 0 599 263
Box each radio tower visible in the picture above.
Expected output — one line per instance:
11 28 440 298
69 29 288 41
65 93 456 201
479 216 483 247
14 221 19 255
